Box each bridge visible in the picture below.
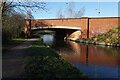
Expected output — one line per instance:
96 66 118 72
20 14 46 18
25 17 119 40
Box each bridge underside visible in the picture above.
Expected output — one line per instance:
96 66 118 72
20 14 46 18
30 27 81 40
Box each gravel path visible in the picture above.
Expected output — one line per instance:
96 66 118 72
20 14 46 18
2 38 38 79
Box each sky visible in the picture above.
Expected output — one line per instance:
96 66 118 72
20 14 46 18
32 2 119 19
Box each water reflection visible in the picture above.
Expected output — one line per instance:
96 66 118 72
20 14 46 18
40 34 120 78
65 42 119 78
41 34 54 46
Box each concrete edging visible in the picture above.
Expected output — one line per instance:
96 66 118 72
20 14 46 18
67 38 120 47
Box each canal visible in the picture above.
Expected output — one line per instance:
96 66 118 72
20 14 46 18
40 34 120 78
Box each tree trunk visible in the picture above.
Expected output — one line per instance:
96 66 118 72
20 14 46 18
0 1 3 79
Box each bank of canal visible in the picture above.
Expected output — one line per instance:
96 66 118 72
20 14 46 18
41 34 120 78
23 39 88 79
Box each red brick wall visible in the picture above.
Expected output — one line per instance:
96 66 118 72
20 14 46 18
28 17 119 38
31 18 88 28
89 18 119 37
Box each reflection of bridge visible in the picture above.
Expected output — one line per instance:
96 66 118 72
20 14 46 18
25 17 119 39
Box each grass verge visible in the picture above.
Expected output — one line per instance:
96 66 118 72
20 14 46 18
23 39 88 79
2 38 26 52
91 27 119 44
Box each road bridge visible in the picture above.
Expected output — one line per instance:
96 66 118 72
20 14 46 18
25 17 119 40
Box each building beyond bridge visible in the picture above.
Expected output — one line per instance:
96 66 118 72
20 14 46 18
25 17 119 39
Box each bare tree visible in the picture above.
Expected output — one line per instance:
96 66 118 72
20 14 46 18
66 2 85 18
74 7 85 18
1 0 46 16
66 2 75 18
1 0 46 41
56 8 64 19
26 10 34 19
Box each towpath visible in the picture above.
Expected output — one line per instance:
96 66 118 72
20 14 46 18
2 38 38 79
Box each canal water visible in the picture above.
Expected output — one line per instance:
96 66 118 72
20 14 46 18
40 34 120 78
